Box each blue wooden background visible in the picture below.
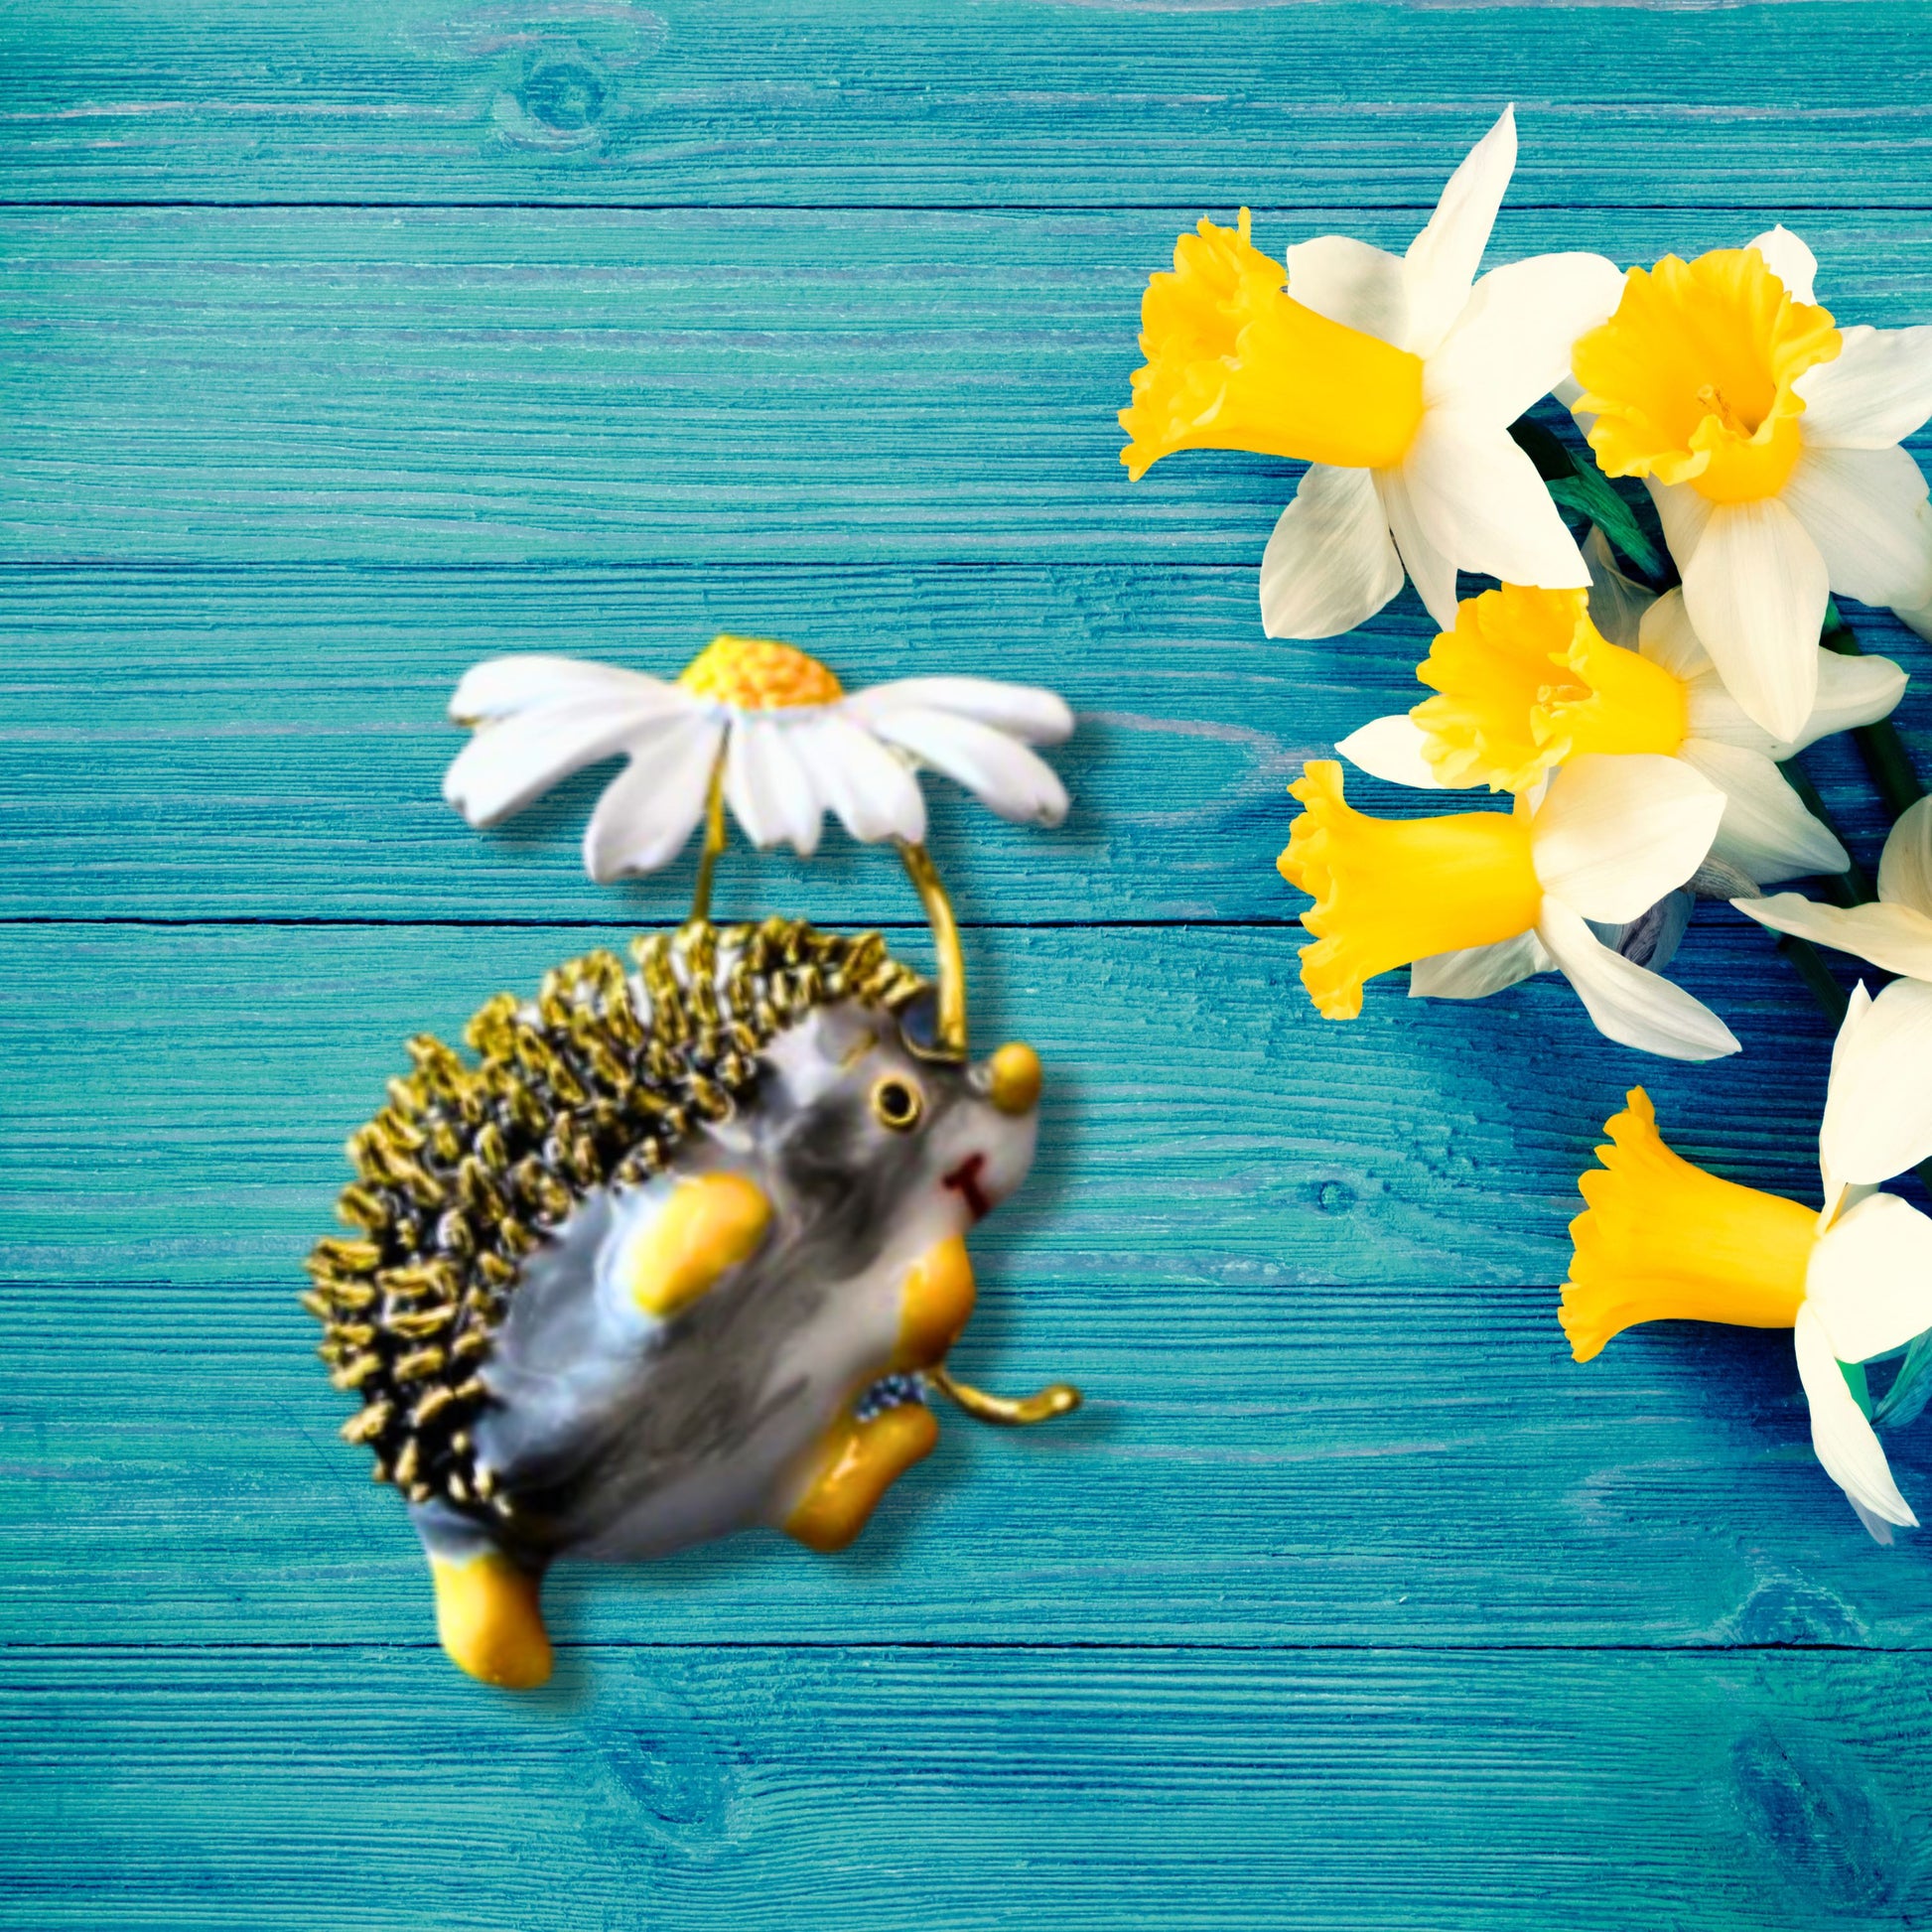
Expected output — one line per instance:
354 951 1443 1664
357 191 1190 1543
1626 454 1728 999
7 3 1932 1926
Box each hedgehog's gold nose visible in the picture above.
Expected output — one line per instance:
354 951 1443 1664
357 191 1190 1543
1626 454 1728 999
988 1041 1042 1116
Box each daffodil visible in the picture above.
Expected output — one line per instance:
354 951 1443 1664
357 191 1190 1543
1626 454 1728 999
1570 226 1932 741
1277 753 1736 1059
1732 796 1932 1184
444 635 1074 882
1121 106 1623 635
1562 1010 1932 1538
1335 581 1904 886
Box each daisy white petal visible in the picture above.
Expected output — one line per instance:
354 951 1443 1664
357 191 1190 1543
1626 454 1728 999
1423 252 1625 427
1530 753 1724 924
1817 977 1932 1188
1409 930 1553 1000
1747 224 1819 306
1794 1303 1917 1528
1733 893 1932 982
1334 714 1445 789
1680 498 1830 742
1375 469 1459 627
1536 897 1740 1060
1284 234 1410 345
1794 323 1932 450
1258 463 1406 640
1679 739 1847 886
1783 443 1932 611
581 715 725 883
791 714 927 845
725 711 823 856
1400 414 1591 593
449 654 678 724
844 677 1073 746
1401 104 1516 357
1878 796 1932 918
867 705 1070 827
443 697 684 829
1805 1191 1932 1364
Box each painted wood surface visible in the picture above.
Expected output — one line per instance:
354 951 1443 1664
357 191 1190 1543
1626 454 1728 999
10 2 1932 1926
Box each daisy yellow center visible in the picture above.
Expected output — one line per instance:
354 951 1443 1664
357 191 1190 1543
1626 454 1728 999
1119 211 1427 482
678 634 844 710
1571 247 1840 504
1414 585 1690 792
1561 1088 1815 1363
1276 759 1543 1021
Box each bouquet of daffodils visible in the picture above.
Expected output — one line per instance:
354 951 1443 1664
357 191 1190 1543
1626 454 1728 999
1122 107 1932 1537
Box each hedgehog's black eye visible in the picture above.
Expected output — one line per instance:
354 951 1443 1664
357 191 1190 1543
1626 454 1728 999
870 1074 924 1133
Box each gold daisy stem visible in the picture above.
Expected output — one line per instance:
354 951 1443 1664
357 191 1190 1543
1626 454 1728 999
689 756 728 925
897 839 969 1059
927 1361 1081 1427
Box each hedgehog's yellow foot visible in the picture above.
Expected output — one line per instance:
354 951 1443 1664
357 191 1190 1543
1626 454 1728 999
623 1172 772 1318
430 1549 553 1690
894 1234 977 1369
783 1402 939 1554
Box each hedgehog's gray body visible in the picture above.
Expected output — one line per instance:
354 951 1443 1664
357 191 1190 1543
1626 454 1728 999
308 918 1046 1682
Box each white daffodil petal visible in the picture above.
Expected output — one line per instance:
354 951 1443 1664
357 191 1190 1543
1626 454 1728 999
1423 252 1625 426
725 713 823 856
1783 444 1932 611
1585 526 1656 649
1794 648 1909 756
1259 464 1406 639
1794 323 1932 449
844 677 1074 746
1793 1304 1918 1528
1530 753 1724 923
442 697 685 829
1818 976 1932 1187
1879 796 1932 917
1334 714 1446 789
448 654 679 724
1375 469 1459 627
1733 893 1932 981
1897 593 1932 645
1402 414 1591 592
1748 224 1818 306
867 705 1069 827
1635 588 1712 680
1820 980 1876 1222
1284 234 1410 346
1401 104 1516 357
1680 739 1847 886
1409 930 1554 1000
1806 1192 1932 1363
1644 477 1714 581
580 715 725 883
792 714 927 845
1536 897 1740 1060
1680 498 1829 743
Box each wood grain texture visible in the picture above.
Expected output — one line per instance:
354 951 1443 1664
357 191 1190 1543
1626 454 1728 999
7 1648 1932 1932
7 565 1928 922
12 1 1932 1922
4 0 1931 208
5 207 1930 566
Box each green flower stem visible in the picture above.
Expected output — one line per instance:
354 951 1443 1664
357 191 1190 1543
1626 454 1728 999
1821 606 1926 819
1773 756 1874 905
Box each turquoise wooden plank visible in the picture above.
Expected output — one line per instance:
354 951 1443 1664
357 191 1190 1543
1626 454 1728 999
5 207 1930 566
3 0 1930 209
6 1645 1931 1932
5 564 1926 923
16 918 1932 1650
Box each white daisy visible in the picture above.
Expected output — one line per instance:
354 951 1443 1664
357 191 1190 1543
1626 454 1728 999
443 635 1074 884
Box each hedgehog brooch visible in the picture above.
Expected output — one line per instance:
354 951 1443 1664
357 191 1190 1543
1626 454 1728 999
306 635 1082 1688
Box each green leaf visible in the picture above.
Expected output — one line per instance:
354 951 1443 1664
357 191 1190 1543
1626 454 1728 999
1507 417 1666 582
